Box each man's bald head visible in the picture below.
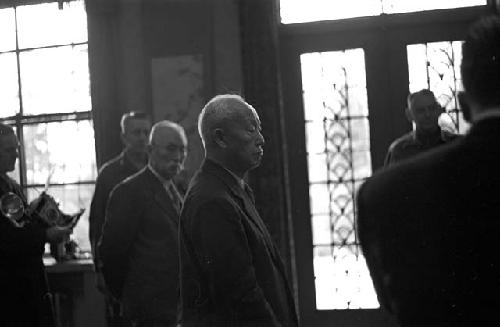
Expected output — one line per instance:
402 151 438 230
198 94 258 149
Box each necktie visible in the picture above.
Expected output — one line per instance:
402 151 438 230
166 183 181 214
243 182 255 204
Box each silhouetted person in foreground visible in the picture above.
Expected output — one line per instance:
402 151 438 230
358 15 500 327
179 95 298 326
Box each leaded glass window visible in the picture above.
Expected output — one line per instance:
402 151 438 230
280 0 487 24
407 40 469 134
301 49 378 310
0 0 95 253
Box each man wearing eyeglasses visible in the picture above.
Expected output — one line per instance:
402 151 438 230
384 89 459 166
0 122 71 327
99 121 187 327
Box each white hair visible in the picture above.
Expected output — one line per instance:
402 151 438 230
149 120 186 145
198 94 256 148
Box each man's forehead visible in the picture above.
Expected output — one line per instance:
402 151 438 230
128 118 151 128
152 127 187 145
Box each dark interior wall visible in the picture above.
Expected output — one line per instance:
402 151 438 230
87 0 243 177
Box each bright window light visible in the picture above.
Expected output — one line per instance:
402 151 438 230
280 0 487 24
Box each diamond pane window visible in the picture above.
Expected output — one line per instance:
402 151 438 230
0 0 94 253
280 0 487 24
408 41 470 134
300 49 378 309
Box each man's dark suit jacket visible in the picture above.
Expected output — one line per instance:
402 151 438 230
179 159 298 327
99 167 181 324
358 118 500 326
0 174 52 326
89 151 140 271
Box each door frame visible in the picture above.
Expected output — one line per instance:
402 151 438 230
279 6 491 326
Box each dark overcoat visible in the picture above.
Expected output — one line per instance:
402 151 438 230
0 175 52 326
99 167 181 324
358 118 500 326
179 159 298 327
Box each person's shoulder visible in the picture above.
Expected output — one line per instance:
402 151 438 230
112 168 147 191
185 170 226 200
366 138 463 194
182 169 233 215
97 154 123 175
389 132 415 150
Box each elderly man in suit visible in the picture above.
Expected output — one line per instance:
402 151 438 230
99 120 187 327
179 94 298 326
357 15 500 327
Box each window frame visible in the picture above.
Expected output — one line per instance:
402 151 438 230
0 0 95 252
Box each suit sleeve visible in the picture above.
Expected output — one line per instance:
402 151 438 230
88 168 113 270
98 184 141 299
357 184 393 313
189 199 281 326
384 144 394 167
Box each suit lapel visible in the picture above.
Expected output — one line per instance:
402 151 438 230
202 160 282 263
143 168 180 226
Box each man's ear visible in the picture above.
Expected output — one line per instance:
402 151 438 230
213 128 227 148
404 107 413 123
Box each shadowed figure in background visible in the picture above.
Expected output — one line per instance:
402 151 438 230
384 89 459 167
99 121 187 327
358 15 500 327
0 123 72 327
89 111 151 327
178 94 299 326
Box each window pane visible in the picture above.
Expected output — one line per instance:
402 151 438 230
408 40 470 134
19 44 91 115
16 0 88 49
0 8 16 52
23 120 97 186
280 0 486 24
0 52 20 117
300 49 377 309
313 245 379 310
27 183 94 252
